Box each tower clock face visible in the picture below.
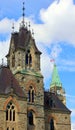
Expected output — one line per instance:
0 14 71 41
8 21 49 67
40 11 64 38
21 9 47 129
57 90 60 95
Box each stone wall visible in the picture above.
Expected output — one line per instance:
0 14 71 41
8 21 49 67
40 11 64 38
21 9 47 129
0 95 27 130
45 109 71 130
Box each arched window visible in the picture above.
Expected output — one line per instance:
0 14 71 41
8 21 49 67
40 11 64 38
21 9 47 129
28 86 34 102
50 119 54 130
6 109 8 120
25 50 32 67
28 90 31 102
6 101 15 121
29 54 32 64
26 53 28 65
7 127 9 130
28 111 34 125
13 110 15 121
32 90 34 102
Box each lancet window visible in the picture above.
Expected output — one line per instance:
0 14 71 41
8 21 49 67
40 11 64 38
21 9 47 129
28 111 34 125
28 86 34 102
6 101 16 121
50 119 54 130
25 50 32 67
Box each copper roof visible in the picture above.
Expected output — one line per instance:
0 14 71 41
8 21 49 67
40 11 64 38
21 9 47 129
44 92 71 113
50 64 62 88
0 66 25 97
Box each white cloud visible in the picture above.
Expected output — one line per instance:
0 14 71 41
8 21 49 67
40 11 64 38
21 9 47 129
0 0 73 47
72 123 75 130
71 109 75 130
33 0 75 45
0 18 14 34
1 0 75 45
0 38 10 64
71 109 75 117
58 59 75 71
50 43 62 59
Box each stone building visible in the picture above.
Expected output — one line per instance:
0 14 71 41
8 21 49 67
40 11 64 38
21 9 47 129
0 3 71 130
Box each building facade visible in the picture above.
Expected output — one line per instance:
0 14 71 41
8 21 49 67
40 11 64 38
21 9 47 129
0 4 71 130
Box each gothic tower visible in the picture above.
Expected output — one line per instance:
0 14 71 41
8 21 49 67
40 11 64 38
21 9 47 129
6 3 45 130
50 64 66 105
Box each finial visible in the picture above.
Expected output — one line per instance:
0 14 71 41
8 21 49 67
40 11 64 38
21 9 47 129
22 2 25 27
12 23 14 33
32 29 34 38
26 22 27 28
28 21 31 30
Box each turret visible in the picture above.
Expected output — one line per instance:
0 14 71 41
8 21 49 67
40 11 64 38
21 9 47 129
6 2 41 74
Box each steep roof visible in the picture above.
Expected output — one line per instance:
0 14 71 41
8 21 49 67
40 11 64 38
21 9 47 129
50 64 62 88
44 92 71 113
0 66 25 98
7 27 41 57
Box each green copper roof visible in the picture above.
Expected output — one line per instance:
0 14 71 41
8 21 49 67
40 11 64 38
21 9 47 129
14 69 43 78
50 64 62 88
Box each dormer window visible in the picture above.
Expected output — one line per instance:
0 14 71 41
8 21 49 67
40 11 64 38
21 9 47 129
49 99 55 108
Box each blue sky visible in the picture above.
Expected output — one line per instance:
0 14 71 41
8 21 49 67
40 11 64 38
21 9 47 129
0 0 75 129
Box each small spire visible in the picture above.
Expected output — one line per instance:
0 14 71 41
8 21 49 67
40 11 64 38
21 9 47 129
32 29 34 38
26 22 28 28
12 23 14 33
22 2 25 27
28 21 31 30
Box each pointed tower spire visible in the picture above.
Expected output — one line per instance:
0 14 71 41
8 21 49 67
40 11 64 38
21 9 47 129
32 29 34 38
22 2 25 27
50 64 62 89
50 64 66 105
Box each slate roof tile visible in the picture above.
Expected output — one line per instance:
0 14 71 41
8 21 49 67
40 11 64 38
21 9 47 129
0 66 25 98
